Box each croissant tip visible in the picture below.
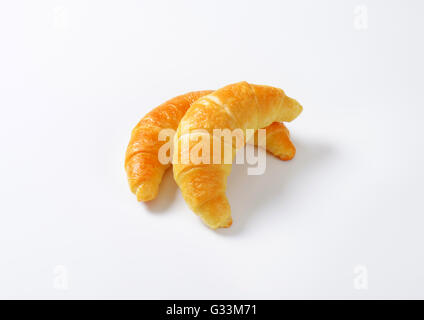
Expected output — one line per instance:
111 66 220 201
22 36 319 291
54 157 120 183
206 217 233 230
284 96 303 122
136 183 159 202
223 219 233 228
278 148 296 161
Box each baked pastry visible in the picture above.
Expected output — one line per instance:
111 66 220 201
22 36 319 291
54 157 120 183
125 90 297 202
173 82 302 229
248 121 296 161
125 91 211 201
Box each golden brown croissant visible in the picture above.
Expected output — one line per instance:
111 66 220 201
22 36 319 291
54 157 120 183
125 91 212 201
173 82 302 229
248 121 296 161
125 90 297 202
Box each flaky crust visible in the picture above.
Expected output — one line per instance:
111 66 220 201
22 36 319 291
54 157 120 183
125 91 212 201
126 89 298 203
173 82 302 229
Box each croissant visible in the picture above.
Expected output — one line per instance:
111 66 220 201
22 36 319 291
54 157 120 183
173 82 302 229
248 121 296 161
125 90 297 202
125 90 211 201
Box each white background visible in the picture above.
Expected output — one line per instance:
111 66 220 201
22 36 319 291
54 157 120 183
0 0 423 299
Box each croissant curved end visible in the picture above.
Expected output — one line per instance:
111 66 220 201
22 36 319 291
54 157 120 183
278 147 296 161
283 96 303 122
136 181 160 202
196 194 233 229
